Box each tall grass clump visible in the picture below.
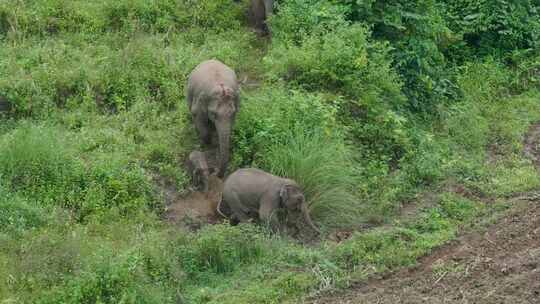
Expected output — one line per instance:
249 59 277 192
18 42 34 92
262 128 362 229
38 245 173 304
233 86 363 229
233 86 340 167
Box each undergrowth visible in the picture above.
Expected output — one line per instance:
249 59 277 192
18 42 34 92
1 0 539 303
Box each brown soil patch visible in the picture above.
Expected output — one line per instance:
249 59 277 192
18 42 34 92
312 200 540 304
163 174 225 229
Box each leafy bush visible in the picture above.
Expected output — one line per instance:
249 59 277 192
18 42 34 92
270 0 350 43
442 0 540 60
315 0 457 113
266 21 404 108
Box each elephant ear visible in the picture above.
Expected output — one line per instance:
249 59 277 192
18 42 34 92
279 184 289 207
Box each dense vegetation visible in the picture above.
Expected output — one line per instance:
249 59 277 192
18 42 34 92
1 0 539 303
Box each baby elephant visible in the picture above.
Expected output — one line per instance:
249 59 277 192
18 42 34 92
185 151 210 192
219 168 320 234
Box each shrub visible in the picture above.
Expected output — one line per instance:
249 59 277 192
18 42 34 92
265 22 404 109
270 0 350 43
233 86 340 168
442 0 540 60
78 157 160 221
296 0 458 113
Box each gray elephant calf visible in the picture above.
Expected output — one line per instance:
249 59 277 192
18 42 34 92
187 59 239 178
185 151 210 192
219 168 320 234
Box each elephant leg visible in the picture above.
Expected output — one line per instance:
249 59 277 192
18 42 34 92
227 192 252 223
194 114 211 146
263 0 273 20
232 209 251 223
259 194 281 232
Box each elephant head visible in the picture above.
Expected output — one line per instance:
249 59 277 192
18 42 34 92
208 86 238 178
279 183 320 234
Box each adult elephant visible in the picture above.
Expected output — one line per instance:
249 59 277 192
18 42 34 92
249 0 274 35
186 59 240 178
218 168 320 234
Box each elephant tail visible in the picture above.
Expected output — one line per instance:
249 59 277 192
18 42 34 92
216 198 230 219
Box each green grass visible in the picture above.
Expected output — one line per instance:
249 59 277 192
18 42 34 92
1 0 540 303
262 128 362 229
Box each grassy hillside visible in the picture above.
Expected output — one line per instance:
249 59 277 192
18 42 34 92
1 0 539 303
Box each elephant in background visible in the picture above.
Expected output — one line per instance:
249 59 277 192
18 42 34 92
0 95 12 115
248 0 274 36
218 168 320 234
186 59 240 178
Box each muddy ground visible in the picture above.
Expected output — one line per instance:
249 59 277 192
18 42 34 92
163 174 224 228
311 123 540 304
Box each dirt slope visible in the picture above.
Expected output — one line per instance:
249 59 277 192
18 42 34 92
312 200 539 304
311 123 540 304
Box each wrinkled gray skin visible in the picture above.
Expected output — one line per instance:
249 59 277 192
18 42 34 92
219 168 320 234
187 60 240 178
185 151 210 192
249 0 274 35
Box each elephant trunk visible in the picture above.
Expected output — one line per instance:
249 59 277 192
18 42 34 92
217 120 231 178
195 170 209 192
301 202 321 234
201 173 209 193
